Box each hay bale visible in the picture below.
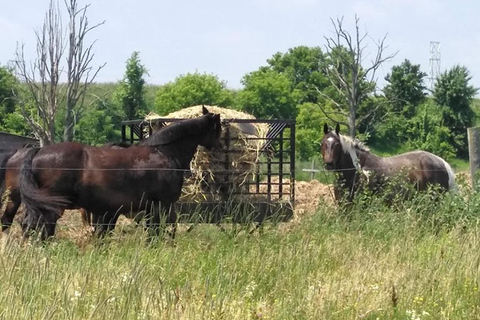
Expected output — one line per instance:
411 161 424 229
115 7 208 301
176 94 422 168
143 105 268 202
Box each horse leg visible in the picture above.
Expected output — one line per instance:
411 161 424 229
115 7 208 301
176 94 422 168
104 212 120 234
21 208 56 241
92 213 110 237
80 208 92 227
1 191 21 233
142 202 157 237
42 210 62 240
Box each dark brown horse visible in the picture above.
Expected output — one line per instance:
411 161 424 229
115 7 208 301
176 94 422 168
0 142 133 233
19 107 222 240
321 123 456 203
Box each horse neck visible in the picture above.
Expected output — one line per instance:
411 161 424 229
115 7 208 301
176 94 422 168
159 136 204 169
335 145 381 199
336 148 357 189
355 148 381 168
339 146 357 172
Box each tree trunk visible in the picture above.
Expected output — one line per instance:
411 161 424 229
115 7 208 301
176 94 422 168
348 107 356 138
63 105 74 141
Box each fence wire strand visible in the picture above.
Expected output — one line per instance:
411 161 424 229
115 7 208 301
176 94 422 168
0 166 455 172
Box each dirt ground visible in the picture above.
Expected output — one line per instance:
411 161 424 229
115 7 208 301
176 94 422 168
294 179 335 216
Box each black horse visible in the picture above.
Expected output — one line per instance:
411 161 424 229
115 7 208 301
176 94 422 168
321 123 456 203
19 106 222 240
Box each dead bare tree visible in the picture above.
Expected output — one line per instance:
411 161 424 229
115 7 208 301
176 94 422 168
14 0 63 146
63 0 105 142
317 16 396 138
14 0 105 146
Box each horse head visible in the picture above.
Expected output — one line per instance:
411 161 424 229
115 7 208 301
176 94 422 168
321 123 342 170
199 106 222 150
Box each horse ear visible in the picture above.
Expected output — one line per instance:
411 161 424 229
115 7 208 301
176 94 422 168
335 123 340 135
323 123 329 134
212 114 221 130
202 106 209 115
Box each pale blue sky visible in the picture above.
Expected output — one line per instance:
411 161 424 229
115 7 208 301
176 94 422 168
1 0 479 91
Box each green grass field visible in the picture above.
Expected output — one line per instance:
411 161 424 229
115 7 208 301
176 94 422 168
1 183 480 320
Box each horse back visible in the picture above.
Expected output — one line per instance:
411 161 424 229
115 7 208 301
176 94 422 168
382 151 452 190
78 145 183 212
83 145 171 170
82 145 178 185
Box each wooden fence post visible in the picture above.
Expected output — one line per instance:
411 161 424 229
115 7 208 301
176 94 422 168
468 127 480 188
302 159 321 180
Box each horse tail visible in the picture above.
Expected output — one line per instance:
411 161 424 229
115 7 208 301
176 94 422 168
80 208 92 227
0 149 17 209
19 148 68 237
445 162 457 191
434 155 457 191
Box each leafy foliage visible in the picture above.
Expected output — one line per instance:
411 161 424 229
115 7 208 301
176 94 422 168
75 98 123 145
266 46 329 104
405 102 455 160
0 65 17 114
154 72 235 115
116 52 148 120
371 98 456 161
295 102 326 160
384 59 427 118
0 65 29 135
237 69 299 119
433 65 478 158
239 46 337 160
370 61 469 161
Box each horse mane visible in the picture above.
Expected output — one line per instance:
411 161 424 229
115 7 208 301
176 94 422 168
138 115 211 147
337 134 370 170
338 134 370 153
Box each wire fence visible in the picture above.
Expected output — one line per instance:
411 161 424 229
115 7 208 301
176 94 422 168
0 166 457 172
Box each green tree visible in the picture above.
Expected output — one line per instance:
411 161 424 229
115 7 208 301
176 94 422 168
0 65 17 114
0 65 24 134
237 46 336 159
154 72 234 115
0 66 32 136
2 111 32 136
75 97 123 145
266 46 329 104
384 59 427 118
237 69 298 119
296 102 330 160
405 101 455 160
433 65 478 158
369 60 427 148
116 51 148 120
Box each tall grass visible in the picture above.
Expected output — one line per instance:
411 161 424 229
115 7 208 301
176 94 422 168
2 187 480 319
